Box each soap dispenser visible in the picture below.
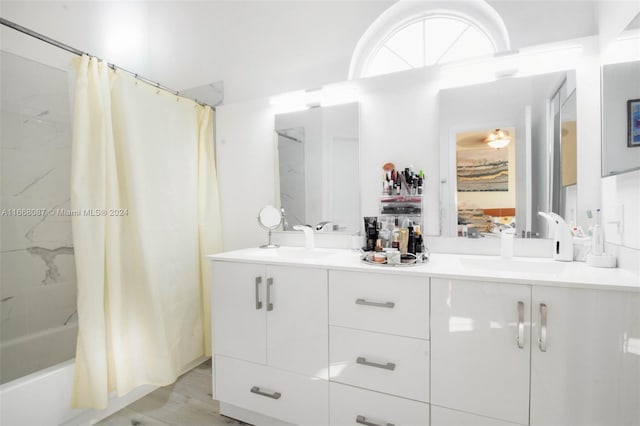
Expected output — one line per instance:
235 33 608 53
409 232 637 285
538 212 573 262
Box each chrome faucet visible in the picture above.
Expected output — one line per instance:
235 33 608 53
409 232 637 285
293 224 315 249
315 221 335 232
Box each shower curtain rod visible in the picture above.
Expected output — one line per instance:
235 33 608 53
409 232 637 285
0 17 211 108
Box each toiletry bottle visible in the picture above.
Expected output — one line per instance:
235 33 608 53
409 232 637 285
591 208 604 256
414 226 424 261
500 229 514 259
408 225 415 254
391 217 400 250
379 224 390 249
399 228 409 254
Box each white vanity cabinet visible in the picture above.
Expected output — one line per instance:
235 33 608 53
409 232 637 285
328 270 430 425
211 260 328 425
431 277 640 426
209 250 640 426
431 278 531 425
530 286 640 426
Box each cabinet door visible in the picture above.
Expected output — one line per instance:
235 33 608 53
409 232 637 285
431 278 531 425
266 265 328 378
212 261 266 364
531 286 640 425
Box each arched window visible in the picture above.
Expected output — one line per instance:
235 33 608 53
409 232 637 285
349 1 511 79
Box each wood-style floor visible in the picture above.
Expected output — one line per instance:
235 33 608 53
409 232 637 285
96 359 248 426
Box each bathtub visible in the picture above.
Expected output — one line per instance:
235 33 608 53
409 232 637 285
1 323 79 385
0 323 158 426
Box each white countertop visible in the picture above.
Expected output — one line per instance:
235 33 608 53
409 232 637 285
208 247 640 292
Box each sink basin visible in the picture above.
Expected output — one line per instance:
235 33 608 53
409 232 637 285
251 246 339 260
459 256 568 276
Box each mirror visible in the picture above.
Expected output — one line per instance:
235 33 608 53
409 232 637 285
601 60 640 176
553 88 577 225
439 70 573 238
274 102 359 233
257 205 282 248
455 127 516 237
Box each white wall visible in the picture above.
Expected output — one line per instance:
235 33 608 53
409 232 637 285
215 98 277 251
601 170 640 273
596 0 640 50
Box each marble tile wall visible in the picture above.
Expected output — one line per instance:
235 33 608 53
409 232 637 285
0 51 77 383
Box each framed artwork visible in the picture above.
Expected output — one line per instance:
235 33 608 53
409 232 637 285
629 99 640 147
457 147 508 192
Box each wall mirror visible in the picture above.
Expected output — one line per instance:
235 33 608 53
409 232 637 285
274 102 360 233
601 59 640 176
439 70 574 239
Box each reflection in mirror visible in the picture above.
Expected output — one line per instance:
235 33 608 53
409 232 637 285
274 102 359 233
601 60 640 176
439 71 573 239
551 88 577 225
456 128 516 237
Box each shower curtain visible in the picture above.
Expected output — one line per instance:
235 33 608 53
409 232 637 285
70 55 222 409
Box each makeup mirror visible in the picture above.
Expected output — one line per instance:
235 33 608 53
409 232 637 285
257 205 282 248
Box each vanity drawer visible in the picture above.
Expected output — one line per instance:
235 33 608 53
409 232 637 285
329 270 429 339
215 355 328 426
330 382 429 426
329 326 429 402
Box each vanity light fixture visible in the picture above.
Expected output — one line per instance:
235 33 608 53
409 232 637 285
484 129 511 149
270 86 359 113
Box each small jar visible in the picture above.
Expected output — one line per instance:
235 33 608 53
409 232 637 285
387 250 401 265
373 252 386 263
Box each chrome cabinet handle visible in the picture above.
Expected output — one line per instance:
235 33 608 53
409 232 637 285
266 277 274 311
355 298 395 309
517 301 525 349
250 386 281 400
356 356 396 371
356 415 395 426
538 303 547 352
255 277 262 310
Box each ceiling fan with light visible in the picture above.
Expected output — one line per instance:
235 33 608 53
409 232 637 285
483 129 512 149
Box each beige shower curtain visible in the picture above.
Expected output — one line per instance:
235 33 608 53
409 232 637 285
70 55 222 409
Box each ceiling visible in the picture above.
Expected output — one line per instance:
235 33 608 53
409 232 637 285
0 1 604 104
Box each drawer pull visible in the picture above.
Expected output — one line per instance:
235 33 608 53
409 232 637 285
250 386 281 400
356 356 396 371
538 303 548 352
356 415 395 426
355 298 395 309
517 300 525 349
255 277 262 310
267 278 274 312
